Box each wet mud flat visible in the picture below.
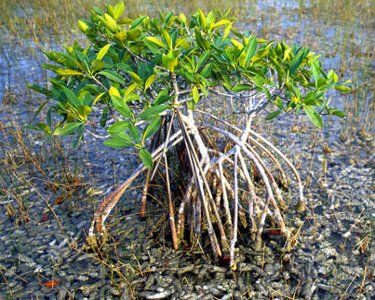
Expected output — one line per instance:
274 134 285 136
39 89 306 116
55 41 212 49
0 97 373 299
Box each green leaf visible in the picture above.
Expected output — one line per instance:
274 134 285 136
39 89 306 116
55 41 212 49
53 122 83 136
329 108 346 118
27 84 51 97
303 92 318 106
98 70 124 83
96 44 111 61
127 124 139 141
187 100 195 110
239 36 257 67
139 148 153 169
162 50 178 72
127 28 142 41
144 40 162 54
175 37 190 49
317 78 328 89
265 110 281 121
195 27 209 49
327 70 338 83
223 23 232 40
310 60 322 84
62 86 81 107
273 96 283 109
196 51 211 71
33 100 48 119
137 62 153 80
304 105 323 128
107 121 130 135
200 63 212 78
231 38 244 50
111 96 133 118
289 48 308 75
124 82 138 98
73 49 89 68
93 92 106 105
72 125 84 148
130 16 146 29
142 116 161 141
138 104 169 121
154 90 171 105
100 107 109 127
28 123 52 134
231 84 253 92
178 13 187 24
104 137 130 148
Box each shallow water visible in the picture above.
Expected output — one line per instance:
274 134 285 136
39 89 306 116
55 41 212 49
1 1 373 125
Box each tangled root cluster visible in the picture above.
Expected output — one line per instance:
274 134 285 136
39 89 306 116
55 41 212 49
89 89 306 268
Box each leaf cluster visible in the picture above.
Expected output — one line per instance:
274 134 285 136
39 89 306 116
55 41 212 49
29 2 351 166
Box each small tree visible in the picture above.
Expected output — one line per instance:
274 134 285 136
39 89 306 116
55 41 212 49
29 2 350 267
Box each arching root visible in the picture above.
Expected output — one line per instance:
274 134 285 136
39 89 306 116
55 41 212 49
88 104 306 267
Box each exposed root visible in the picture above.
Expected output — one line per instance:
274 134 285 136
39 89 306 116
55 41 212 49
88 90 306 266
88 131 183 236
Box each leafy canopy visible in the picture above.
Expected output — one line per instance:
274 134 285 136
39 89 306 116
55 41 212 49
29 2 350 167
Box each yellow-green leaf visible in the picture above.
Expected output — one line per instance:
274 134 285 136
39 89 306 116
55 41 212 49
55 69 84 76
93 92 106 104
127 71 142 84
124 82 138 98
211 19 231 29
335 85 352 93
223 23 232 40
192 86 200 103
178 13 187 24
113 30 127 42
175 38 190 49
197 9 207 28
77 105 92 120
96 44 111 61
145 36 165 48
112 2 125 20
104 13 118 32
144 74 156 91
231 38 243 50
162 30 172 49
77 20 89 33
109 86 120 97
